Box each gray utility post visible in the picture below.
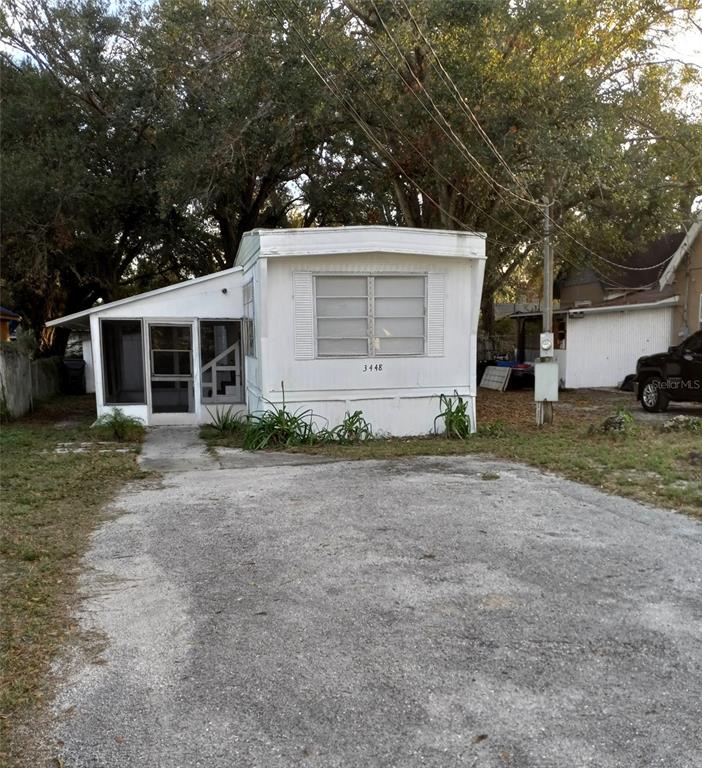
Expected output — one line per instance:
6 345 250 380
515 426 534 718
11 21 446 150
535 195 556 425
542 195 553 337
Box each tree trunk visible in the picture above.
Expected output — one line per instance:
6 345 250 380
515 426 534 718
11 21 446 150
480 287 496 341
43 325 71 358
213 208 238 268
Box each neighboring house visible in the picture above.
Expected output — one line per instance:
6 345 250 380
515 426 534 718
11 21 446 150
47 226 486 435
0 307 21 342
512 216 702 389
658 215 702 340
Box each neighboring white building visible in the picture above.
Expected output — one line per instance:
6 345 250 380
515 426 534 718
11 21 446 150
513 217 702 389
47 226 486 435
512 297 677 389
557 299 677 389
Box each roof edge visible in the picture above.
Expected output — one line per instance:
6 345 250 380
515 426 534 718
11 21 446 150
234 226 487 268
659 215 702 289
567 296 679 316
46 266 243 328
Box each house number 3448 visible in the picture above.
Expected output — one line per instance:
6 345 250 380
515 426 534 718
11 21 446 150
363 363 383 372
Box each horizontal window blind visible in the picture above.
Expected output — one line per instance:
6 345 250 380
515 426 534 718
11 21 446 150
310 274 434 358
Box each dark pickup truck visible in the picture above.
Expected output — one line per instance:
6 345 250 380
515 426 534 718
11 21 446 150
635 330 702 412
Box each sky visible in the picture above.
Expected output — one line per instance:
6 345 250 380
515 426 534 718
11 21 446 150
662 10 702 67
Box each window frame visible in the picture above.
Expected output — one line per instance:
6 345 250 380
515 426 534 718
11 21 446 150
243 280 256 358
313 273 428 359
148 323 193 381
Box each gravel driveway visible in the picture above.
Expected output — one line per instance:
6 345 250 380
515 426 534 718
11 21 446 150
51 431 702 768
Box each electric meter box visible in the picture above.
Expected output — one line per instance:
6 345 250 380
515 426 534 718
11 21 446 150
539 332 555 359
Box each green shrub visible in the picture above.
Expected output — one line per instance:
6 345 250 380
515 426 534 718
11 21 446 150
661 415 701 433
477 420 509 438
434 391 471 439
243 383 375 450
318 410 373 444
93 408 145 442
243 384 318 450
589 408 636 436
207 405 244 434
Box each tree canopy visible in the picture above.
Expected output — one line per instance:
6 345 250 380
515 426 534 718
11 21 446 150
2 0 701 352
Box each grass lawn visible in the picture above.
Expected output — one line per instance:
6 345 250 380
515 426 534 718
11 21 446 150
0 396 144 766
202 389 702 519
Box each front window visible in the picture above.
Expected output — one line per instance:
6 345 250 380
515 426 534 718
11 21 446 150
315 275 426 357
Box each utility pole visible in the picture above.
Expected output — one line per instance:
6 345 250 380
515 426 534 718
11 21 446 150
535 195 556 425
542 195 553 338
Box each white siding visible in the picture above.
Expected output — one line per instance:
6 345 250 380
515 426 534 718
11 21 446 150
259 253 483 436
98 271 244 320
66 227 486 432
565 307 674 389
89 271 245 426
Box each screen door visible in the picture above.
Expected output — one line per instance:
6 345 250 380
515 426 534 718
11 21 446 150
148 324 194 415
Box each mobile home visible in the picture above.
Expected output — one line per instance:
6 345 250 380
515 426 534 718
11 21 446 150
47 226 486 436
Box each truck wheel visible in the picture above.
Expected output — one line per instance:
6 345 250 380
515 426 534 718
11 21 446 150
641 377 669 413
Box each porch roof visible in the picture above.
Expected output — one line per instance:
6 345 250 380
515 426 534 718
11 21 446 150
46 266 243 330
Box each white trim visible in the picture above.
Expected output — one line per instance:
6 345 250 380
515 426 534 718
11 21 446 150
235 226 487 268
263 385 474 400
567 296 679 316
46 266 244 328
659 216 702 288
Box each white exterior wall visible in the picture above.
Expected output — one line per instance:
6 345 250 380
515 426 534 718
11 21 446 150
565 306 674 389
257 253 485 436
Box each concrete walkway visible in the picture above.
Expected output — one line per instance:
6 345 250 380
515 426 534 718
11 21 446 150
138 427 336 472
138 427 219 472
52 435 702 768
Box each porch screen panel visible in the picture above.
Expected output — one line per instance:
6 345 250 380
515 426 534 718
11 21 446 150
101 320 145 404
200 321 243 403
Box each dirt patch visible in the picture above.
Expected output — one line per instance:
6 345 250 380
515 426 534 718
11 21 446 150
476 387 635 429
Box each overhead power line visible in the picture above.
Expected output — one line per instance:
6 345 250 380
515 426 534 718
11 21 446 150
362 0 547 247
277 0 542 248
380 0 678 277
394 0 533 200
258 0 674 288
367 0 544 212
261 0 491 240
